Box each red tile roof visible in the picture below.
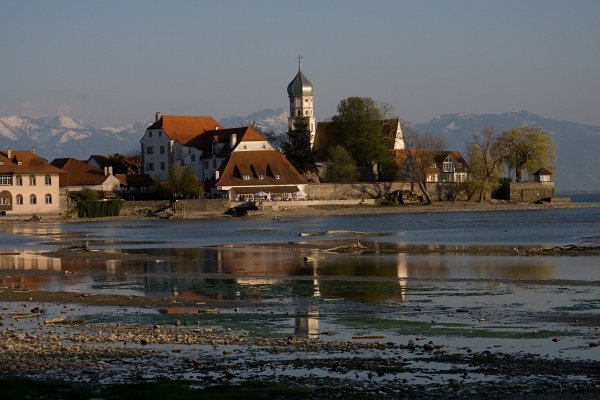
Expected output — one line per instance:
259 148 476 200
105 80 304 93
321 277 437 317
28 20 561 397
0 150 63 174
215 150 306 188
114 173 154 187
187 126 267 157
145 115 224 144
50 158 110 186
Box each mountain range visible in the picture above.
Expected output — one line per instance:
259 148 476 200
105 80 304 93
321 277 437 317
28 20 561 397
1 109 598 192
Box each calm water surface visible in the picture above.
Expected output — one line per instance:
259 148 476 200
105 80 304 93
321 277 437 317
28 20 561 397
1 207 600 361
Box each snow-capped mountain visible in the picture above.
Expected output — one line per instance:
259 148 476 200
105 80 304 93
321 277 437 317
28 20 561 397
0 115 148 159
220 108 288 134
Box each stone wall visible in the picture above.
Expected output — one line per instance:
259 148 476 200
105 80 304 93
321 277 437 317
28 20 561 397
172 199 231 218
509 182 555 203
305 182 414 200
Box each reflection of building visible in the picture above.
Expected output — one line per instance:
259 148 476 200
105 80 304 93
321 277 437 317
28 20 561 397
0 251 62 271
295 307 320 339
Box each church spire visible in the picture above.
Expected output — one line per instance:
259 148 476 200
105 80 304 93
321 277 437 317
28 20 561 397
287 56 316 149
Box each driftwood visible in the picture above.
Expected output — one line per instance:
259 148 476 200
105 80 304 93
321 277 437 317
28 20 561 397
43 316 85 325
61 241 91 252
525 243 600 256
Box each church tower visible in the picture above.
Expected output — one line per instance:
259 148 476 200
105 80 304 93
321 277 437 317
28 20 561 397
287 55 316 148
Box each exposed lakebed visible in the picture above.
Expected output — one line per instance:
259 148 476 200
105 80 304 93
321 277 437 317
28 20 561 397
1 209 600 398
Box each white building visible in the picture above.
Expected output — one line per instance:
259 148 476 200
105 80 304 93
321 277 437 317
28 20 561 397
0 149 62 216
140 114 223 182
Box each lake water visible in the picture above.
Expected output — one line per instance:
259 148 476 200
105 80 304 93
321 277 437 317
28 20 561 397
1 207 600 362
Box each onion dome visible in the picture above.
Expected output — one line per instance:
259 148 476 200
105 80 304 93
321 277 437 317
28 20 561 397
287 68 314 97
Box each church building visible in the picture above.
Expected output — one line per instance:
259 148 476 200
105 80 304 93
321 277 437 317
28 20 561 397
287 56 316 148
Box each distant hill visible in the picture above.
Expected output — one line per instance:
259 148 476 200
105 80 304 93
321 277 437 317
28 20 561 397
0 115 147 160
1 109 597 192
414 110 600 192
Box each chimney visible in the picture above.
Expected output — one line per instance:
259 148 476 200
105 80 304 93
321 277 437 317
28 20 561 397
7 148 11 158
215 125 219 130
230 133 237 149
104 166 108 176
31 147 35 154
155 112 161 122
215 170 220 180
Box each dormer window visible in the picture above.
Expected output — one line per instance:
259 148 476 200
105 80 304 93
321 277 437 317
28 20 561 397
242 174 251 180
442 161 454 172
275 174 281 179
258 174 265 180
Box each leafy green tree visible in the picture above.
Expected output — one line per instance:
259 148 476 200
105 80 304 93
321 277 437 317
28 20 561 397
330 97 394 179
281 116 314 172
168 163 203 198
324 145 358 183
466 127 504 202
497 127 555 182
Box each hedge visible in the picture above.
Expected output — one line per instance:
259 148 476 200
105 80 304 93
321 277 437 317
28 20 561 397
77 199 124 218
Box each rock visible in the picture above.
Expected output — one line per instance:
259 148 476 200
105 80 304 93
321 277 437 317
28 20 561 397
424 341 435 351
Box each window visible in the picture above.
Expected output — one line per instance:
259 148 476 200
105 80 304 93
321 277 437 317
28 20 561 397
146 163 154 171
204 161 209 169
305 98 309 102
160 146 165 154
45 175 52 185
275 174 281 179
160 162 165 170
258 174 265 180
0 175 12 185
16 194 23 205
146 146 154 155
149 131 152 138
45 194 52 204
29 175 36 186
0 198 10 205
191 154 196 161
159 131 162 136
16 176 22 186
30 194 37 205
442 161 454 173
213 159 217 168
242 174 251 180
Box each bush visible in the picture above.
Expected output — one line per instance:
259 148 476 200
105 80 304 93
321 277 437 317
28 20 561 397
77 199 123 218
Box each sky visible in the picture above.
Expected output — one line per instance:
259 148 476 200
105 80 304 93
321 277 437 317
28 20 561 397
1 0 599 128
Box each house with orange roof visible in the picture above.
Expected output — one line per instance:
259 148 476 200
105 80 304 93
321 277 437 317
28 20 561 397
50 158 122 196
0 149 62 216
140 113 223 182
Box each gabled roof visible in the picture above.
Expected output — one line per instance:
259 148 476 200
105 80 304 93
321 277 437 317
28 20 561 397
50 158 111 186
187 126 267 157
533 167 553 176
394 149 470 176
0 150 63 174
114 173 154 187
214 150 306 188
432 151 469 171
145 115 224 145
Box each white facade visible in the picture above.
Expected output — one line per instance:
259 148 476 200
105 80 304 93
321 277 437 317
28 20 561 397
0 172 60 216
140 128 173 182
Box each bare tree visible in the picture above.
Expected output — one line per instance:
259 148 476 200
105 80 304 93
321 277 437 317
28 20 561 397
466 127 504 202
397 127 446 204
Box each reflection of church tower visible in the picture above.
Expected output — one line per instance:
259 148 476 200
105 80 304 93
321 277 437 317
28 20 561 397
287 55 316 148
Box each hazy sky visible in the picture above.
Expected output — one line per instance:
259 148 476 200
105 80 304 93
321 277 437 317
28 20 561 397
1 0 599 127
